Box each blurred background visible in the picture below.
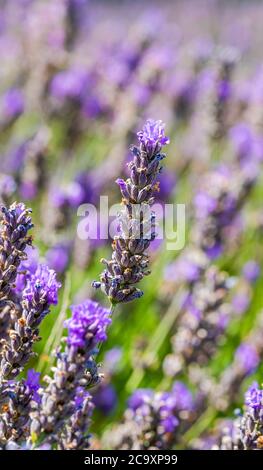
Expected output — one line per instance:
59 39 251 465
1 0 263 449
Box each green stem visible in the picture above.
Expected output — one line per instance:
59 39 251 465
125 288 184 393
180 406 217 446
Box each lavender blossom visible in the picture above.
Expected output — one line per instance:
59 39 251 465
0 369 40 447
193 165 256 259
1 88 24 124
164 264 232 376
0 203 33 304
30 299 111 443
237 383 263 450
93 119 169 304
46 243 70 275
242 261 260 284
57 388 94 450
0 265 61 381
0 175 16 205
108 382 194 450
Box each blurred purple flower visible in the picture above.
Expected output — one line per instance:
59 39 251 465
232 292 250 316
46 243 70 274
235 343 259 373
128 389 153 411
50 69 89 101
242 261 260 284
93 383 117 415
2 88 24 120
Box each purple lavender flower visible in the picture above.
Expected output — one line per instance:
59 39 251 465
167 264 232 374
109 382 193 450
25 369 41 404
58 388 94 450
0 375 40 445
65 299 111 349
193 165 255 258
23 264 61 306
50 69 88 101
212 312 263 412
14 245 39 294
0 265 61 381
238 383 263 449
93 119 169 304
0 175 16 203
164 252 205 284
230 123 255 162
30 299 111 443
235 343 259 374
103 347 122 373
93 383 117 415
137 119 170 156
232 292 250 316
245 382 263 411
242 261 260 284
46 244 70 274
0 202 33 303
128 389 153 410
2 88 24 120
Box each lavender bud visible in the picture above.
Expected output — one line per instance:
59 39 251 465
93 119 169 305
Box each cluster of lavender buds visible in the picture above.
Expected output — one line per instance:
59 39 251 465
237 383 263 450
210 48 239 140
0 203 33 344
93 119 169 305
193 164 256 259
57 389 94 450
208 383 263 451
30 299 111 446
164 256 232 376
0 201 112 450
2 0 263 453
107 382 194 450
0 203 33 304
0 369 40 446
0 264 60 382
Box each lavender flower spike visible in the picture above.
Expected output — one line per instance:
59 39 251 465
30 299 111 443
0 202 33 304
108 382 193 450
236 383 263 450
93 119 169 304
0 265 61 381
57 388 94 450
0 369 40 446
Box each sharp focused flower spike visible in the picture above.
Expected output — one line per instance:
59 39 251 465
93 119 169 305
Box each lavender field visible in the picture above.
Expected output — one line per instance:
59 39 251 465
0 0 263 451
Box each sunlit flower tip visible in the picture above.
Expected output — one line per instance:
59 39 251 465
65 299 111 349
137 119 170 150
23 264 61 305
245 383 263 411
